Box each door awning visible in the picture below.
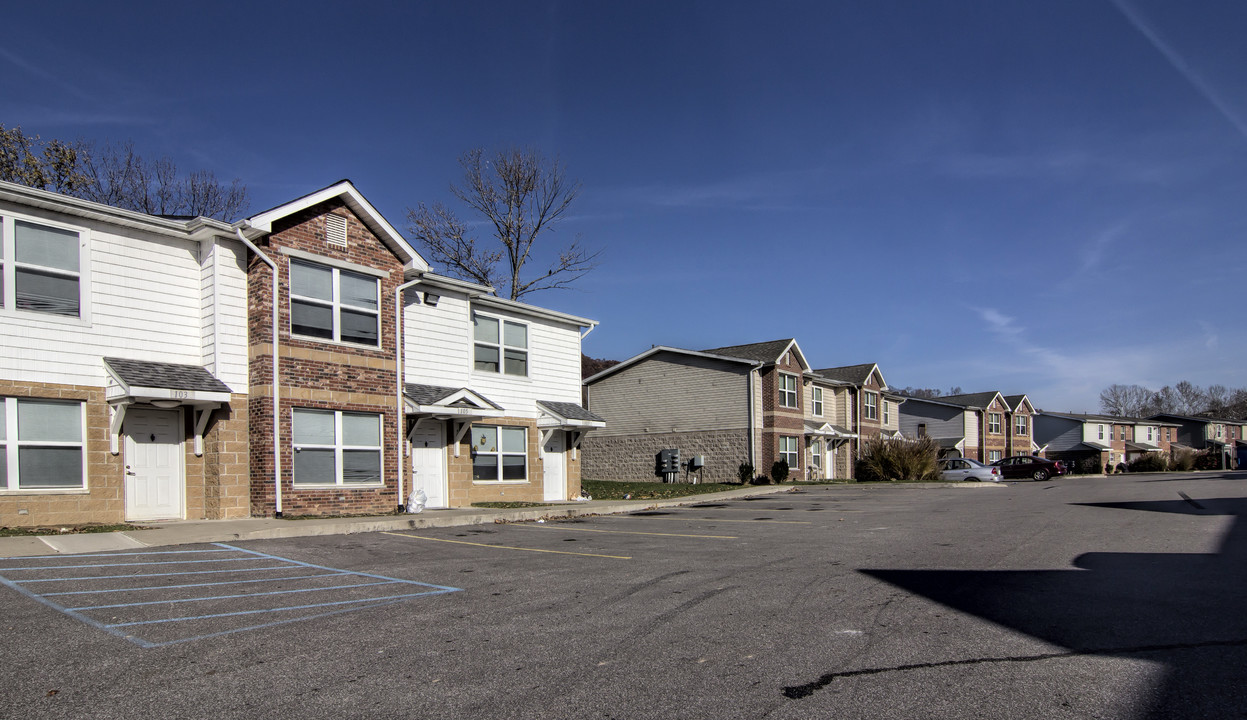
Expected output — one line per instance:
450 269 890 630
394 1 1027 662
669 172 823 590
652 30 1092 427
536 400 605 430
403 383 504 419
103 357 233 457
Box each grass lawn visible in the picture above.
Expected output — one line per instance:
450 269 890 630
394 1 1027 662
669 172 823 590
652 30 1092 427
0 523 148 537
582 479 745 501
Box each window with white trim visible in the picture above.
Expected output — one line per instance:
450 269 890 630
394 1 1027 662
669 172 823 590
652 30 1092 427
810 439 822 471
289 259 379 346
1014 415 1028 436
988 413 1002 434
778 373 798 408
292 409 382 486
812 387 823 416
471 425 527 481
883 400 890 425
988 450 1002 462
779 436 798 468
1146 427 1153 441
473 313 528 376
863 391 878 421
1098 425 1104 440
1 397 86 490
1 217 84 318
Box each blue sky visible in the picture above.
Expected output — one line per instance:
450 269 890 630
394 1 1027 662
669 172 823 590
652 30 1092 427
4 1 1246 412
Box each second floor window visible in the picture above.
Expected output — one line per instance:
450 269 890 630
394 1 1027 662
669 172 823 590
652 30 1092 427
474 313 528 376
3 217 83 318
863 391 878 420
290 260 379 346
883 400 890 425
1098 425 1104 440
812 387 823 416
778 374 798 408
988 413 1002 434
1014 415 1028 436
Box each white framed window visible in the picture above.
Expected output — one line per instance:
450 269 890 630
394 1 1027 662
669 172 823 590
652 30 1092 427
812 387 823 416
778 373 798 408
292 409 382 486
1 397 86 490
988 413 1002 434
779 436 798 468
289 259 379 346
810 439 822 471
1216 425 1223 439
1014 415 1028 436
473 312 528 377
988 450 1002 462
1146 427 1153 441
863 391 878 421
1098 425 1104 440
883 400 890 425
1 216 86 318
471 425 527 482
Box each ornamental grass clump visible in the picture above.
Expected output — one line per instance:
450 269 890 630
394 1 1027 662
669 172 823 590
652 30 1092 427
1128 453 1169 473
1170 447 1197 472
855 435 941 482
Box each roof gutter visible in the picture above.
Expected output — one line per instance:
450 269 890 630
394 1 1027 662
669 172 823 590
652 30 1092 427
234 224 283 517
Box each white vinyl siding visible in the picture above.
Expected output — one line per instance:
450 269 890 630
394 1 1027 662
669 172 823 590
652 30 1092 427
1 397 86 491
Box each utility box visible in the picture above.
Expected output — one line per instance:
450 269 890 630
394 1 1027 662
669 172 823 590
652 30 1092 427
655 448 681 481
689 455 706 470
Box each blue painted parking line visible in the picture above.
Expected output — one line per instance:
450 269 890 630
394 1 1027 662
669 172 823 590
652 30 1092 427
0 542 461 648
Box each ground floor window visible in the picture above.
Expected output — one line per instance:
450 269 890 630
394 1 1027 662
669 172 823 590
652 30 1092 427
1 397 86 490
779 436 799 469
471 425 527 481
988 450 1002 462
810 439 822 472
292 409 382 486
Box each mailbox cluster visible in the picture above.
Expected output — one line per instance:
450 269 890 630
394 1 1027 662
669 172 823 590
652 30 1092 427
654 449 706 483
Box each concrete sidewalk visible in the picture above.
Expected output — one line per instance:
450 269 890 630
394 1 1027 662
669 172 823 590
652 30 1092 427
0 484 803 558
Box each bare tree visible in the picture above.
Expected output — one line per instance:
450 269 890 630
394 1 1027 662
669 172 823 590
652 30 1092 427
1174 381 1206 415
1099 383 1153 417
1 126 248 221
407 147 599 301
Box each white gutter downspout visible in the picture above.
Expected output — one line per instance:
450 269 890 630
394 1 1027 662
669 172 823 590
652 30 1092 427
235 226 283 517
580 322 597 340
394 276 423 511
747 365 758 470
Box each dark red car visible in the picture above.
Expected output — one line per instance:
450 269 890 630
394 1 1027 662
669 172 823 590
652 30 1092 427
991 455 1066 481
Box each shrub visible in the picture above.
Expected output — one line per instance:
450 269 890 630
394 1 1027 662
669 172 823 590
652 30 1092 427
770 460 790 484
855 435 940 482
737 463 755 485
1074 456 1102 475
750 474 772 485
1171 447 1196 471
1128 453 1168 473
1194 450 1222 471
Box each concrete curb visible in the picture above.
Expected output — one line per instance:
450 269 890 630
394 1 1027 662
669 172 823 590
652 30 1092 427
0 484 797 558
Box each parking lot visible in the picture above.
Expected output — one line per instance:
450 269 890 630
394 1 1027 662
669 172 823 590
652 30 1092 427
3 473 1246 719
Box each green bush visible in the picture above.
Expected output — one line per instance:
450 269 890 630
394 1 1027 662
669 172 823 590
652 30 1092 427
1128 453 1168 473
737 463 755 485
750 474 772 485
1195 450 1222 471
770 460 790 484
1077 456 1102 475
855 435 940 482
1171 447 1196 471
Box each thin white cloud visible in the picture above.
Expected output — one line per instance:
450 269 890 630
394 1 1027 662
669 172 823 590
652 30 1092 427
0 47 95 103
1110 0 1247 144
1077 221 1130 276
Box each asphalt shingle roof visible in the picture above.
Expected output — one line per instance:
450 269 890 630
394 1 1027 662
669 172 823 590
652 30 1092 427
404 383 503 410
104 357 231 393
812 363 877 385
537 400 605 423
935 392 1002 410
701 339 795 364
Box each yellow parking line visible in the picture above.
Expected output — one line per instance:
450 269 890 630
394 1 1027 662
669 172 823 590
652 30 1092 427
381 532 632 559
605 516 811 525
515 525 737 539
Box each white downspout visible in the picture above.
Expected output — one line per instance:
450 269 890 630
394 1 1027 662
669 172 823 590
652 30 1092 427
235 226 283 517
747 366 757 471
394 276 423 511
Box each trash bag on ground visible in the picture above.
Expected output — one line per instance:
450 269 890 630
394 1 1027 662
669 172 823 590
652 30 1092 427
406 489 427 513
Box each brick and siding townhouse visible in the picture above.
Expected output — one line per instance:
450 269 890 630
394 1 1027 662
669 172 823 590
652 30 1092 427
901 392 1011 463
1003 394 1038 458
1150 413 1241 469
0 179 601 527
1032 412 1176 472
804 374 856 480
582 339 812 483
810 363 905 462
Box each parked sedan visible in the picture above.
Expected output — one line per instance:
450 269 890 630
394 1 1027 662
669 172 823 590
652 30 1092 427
937 457 1002 482
991 455 1066 481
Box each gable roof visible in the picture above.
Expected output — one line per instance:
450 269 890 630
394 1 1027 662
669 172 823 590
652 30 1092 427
585 345 762 384
246 180 428 271
701 339 808 369
103 357 232 394
403 383 503 416
1003 394 1035 413
813 363 893 391
935 391 1005 410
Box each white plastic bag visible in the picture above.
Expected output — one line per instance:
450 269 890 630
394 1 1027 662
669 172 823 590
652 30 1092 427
406 489 427 514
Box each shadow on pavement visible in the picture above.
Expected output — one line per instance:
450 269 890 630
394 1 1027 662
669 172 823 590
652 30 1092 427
788 496 1247 717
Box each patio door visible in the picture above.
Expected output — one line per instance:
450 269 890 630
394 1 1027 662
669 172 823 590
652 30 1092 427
124 408 184 521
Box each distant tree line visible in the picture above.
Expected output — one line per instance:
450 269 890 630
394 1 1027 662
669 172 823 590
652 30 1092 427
1 124 248 221
897 386 964 399
1099 382 1247 419
582 354 619 379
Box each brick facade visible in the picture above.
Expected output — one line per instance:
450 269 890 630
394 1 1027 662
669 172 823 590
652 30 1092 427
759 352 805 478
248 200 405 517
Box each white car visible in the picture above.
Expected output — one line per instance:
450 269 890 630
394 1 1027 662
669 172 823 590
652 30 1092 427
938 457 1002 482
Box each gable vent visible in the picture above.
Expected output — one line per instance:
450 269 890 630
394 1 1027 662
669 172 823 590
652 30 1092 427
325 214 348 247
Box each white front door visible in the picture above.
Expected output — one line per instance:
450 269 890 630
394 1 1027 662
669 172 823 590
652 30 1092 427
543 431 566 501
410 423 447 509
124 408 184 521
